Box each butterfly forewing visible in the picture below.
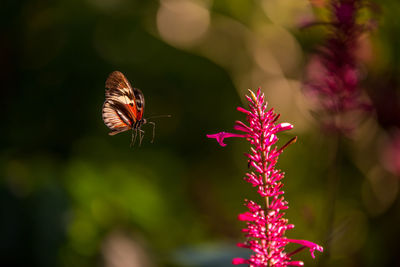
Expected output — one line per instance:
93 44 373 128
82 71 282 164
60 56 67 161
102 71 145 135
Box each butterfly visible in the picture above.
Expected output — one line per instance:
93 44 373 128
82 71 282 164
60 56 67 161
102 71 155 146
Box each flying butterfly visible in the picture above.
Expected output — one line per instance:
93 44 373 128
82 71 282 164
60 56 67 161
102 71 159 146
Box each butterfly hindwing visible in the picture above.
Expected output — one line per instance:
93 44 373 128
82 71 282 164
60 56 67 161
102 102 130 135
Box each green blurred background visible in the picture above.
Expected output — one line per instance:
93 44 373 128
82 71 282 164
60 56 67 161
1 0 400 266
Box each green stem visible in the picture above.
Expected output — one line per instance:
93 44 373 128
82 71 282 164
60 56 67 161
319 134 341 266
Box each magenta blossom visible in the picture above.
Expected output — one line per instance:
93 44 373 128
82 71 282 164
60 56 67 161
304 0 373 135
208 89 323 266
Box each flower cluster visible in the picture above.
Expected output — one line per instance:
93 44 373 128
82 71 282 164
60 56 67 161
304 0 373 134
207 89 323 266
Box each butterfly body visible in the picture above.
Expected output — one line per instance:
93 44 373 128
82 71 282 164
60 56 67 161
102 71 148 144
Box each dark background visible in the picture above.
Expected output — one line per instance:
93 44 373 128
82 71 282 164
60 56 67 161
1 0 400 266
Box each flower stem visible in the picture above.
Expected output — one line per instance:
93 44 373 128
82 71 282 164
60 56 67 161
320 133 342 266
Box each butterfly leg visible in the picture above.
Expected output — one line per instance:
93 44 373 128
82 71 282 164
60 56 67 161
139 128 145 146
148 122 156 143
130 128 138 147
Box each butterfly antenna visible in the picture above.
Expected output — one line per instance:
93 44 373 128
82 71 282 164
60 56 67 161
146 114 172 120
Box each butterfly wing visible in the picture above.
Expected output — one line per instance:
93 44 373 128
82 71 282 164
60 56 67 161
102 71 144 135
102 101 132 135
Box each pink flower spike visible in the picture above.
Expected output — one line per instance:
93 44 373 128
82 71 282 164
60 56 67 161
206 132 246 147
207 88 322 266
303 0 373 134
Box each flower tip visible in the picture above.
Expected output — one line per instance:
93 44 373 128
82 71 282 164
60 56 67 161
236 242 250 248
290 261 305 266
207 132 246 146
206 133 227 146
247 89 257 102
286 239 323 259
207 134 227 147
236 106 251 115
310 244 324 258
276 122 294 132
238 211 254 221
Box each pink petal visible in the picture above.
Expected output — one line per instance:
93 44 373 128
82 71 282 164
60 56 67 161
206 132 245 147
234 121 252 133
232 258 250 265
285 238 324 258
288 261 305 266
238 211 255 221
237 106 251 115
275 122 294 132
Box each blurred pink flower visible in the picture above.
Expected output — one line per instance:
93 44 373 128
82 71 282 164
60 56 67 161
304 0 373 134
208 89 323 266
